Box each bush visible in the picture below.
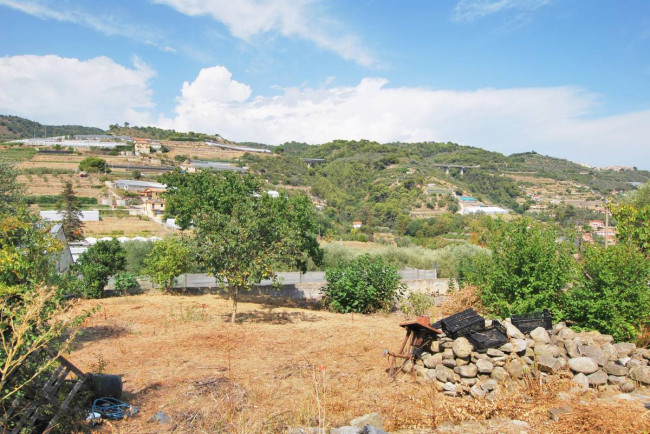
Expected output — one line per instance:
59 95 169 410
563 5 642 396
113 272 140 294
464 217 574 319
79 157 107 173
74 240 126 298
401 292 436 316
565 242 650 342
322 254 405 313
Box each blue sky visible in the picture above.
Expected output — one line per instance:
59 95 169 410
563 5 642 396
1 0 649 168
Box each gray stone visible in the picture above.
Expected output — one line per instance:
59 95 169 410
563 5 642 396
587 370 608 386
505 359 525 379
628 359 644 369
491 367 508 382
433 380 445 392
350 413 383 430
565 339 580 359
456 357 470 366
414 365 428 378
504 322 525 339
548 406 572 421
629 366 650 385
460 377 478 386
530 327 551 344
330 427 359 434
442 348 454 359
443 382 458 393
618 356 631 366
455 364 478 378
476 359 494 374
435 365 455 383
512 339 527 353
601 343 617 362
579 345 606 366
594 334 614 346
537 355 560 373
608 375 627 385
621 381 636 393
522 356 534 365
361 426 387 434
557 327 576 341
552 322 566 335
614 342 636 358
430 341 441 353
470 384 486 398
568 357 599 374
442 358 457 368
604 361 628 376
499 343 514 353
149 411 171 424
535 343 562 358
452 337 473 358
641 349 650 360
487 348 505 357
572 373 589 388
526 338 536 348
441 340 454 349
423 353 443 368
481 379 499 392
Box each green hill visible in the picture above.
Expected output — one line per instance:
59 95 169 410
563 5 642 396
0 115 104 140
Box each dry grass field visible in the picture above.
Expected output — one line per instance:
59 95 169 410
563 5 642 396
17 172 107 198
67 294 650 433
163 141 245 161
83 216 172 237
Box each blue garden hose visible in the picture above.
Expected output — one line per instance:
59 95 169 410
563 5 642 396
91 397 138 420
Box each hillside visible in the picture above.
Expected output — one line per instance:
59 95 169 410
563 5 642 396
0 115 104 140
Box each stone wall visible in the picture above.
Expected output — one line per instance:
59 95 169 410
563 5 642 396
404 319 650 398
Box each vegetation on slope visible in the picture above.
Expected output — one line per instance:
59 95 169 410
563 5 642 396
0 114 104 140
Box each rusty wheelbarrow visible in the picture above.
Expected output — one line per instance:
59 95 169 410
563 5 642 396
386 316 442 378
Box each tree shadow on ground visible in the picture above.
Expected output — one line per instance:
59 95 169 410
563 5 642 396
73 325 130 349
222 310 324 325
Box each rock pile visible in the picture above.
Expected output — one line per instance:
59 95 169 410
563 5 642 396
404 320 650 398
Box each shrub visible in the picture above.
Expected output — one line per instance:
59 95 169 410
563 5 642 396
322 254 405 313
113 272 140 294
464 217 574 319
79 156 107 173
74 240 126 298
565 242 650 342
401 292 436 316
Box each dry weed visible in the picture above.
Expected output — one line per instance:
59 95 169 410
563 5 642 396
436 285 485 318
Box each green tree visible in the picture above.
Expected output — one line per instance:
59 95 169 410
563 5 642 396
322 254 405 313
566 242 650 341
161 170 323 321
610 203 650 258
465 217 574 318
78 156 107 173
122 240 154 275
0 161 24 215
58 181 84 241
132 169 142 180
74 239 126 298
143 237 190 291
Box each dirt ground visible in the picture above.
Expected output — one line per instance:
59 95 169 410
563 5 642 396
67 294 650 433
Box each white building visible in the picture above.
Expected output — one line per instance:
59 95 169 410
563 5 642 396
460 206 509 215
40 210 100 222
113 179 166 192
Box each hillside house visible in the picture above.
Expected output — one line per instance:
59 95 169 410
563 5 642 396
134 138 151 155
353 221 363 229
588 220 605 231
143 199 165 218
114 179 166 192
141 187 166 201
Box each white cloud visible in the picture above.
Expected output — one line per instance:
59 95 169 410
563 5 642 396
0 55 155 127
0 0 174 53
453 0 550 23
151 0 375 67
159 66 650 168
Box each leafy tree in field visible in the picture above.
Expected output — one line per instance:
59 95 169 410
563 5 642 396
78 156 107 173
58 181 84 241
566 242 650 341
464 217 574 318
143 236 190 291
161 170 323 322
0 161 24 214
74 239 126 298
322 254 405 313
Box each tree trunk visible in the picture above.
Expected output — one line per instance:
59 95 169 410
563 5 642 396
230 287 239 323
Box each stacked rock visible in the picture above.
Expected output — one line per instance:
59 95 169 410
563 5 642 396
404 320 650 398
